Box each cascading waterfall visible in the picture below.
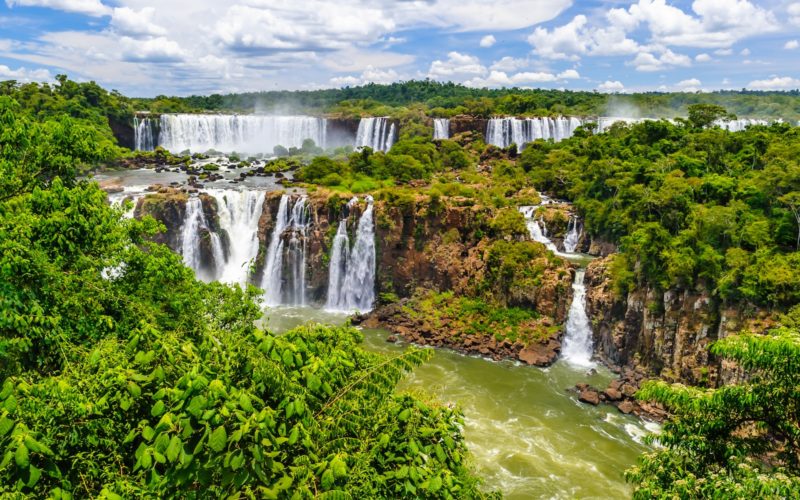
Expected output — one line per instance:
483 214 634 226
261 195 309 306
285 199 309 306
134 116 156 151
158 114 327 154
206 189 265 285
325 196 376 312
433 118 450 140
486 117 584 150
519 206 559 253
562 269 595 367
180 196 225 280
563 216 582 254
355 117 396 152
714 118 770 132
325 220 350 309
108 186 148 218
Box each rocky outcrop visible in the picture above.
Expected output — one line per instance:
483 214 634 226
133 187 575 320
109 116 135 150
325 118 360 149
449 115 488 137
355 300 564 367
584 255 776 386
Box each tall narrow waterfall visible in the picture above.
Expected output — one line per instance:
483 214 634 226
325 197 376 313
134 116 156 151
180 196 225 280
325 220 350 309
158 114 327 154
206 189 265 286
261 195 309 307
433 118 450 140
355 117 396 152
563 216 582 254
562 269 595 367
486 117 584 150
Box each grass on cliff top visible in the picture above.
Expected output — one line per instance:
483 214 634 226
403 290 558 345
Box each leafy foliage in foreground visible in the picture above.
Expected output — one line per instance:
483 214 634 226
626 328 800 498
0 322 485 498
0 100 488 498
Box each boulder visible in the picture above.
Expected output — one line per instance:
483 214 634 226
579 389 601 406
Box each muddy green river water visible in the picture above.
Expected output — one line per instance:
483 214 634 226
263 307 657 499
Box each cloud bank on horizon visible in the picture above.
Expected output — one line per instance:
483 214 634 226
0 0 799 96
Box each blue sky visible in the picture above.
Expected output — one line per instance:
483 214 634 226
1 0 799 96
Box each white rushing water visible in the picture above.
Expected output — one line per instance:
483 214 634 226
206 189 265 286
325 220 350 309
134 116 156 151
355 117 396 152
180 196 225 280
261 195 309 306
520 205 559 253
563 216 582 254
486 117 584 150
562 269 595 368
325 196 376 313
433 118 450 140
519 199 583 258
107 186 148 219
714 118 770 132
157 114 327 154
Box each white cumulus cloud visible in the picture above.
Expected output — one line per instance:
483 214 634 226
479 35 496 48
110 7 166 37
676 78 702 91
630 49 692 71
784 40 799 50
747 76 800 90
120 36 186 62
428 51 486 79
598 80 624 92
0 64 52 81
5 0 110 17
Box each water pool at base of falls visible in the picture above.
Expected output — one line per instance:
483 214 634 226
261 306 653 500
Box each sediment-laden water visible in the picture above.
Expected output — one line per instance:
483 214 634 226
261 307 653 500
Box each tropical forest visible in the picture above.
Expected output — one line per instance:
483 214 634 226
1 2 800 497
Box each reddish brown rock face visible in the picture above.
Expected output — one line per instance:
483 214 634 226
583 255 775 387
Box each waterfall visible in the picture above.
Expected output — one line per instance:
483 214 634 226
520 203 583 257
520 206 559 253
563 216 582 254
325 196 376 313
286 199 309 306
562 269 595 367
261 195 309 306
714 118 769 132
433 118 450 140
325 220 350 309
108 186 148 218
206 189 265 286
181 196 206 272
355 117 396 152
486 117 584 150
180 196 224 280
134 116 156 151
158 114 327 154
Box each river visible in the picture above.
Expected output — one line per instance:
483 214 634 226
263 307 655 499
